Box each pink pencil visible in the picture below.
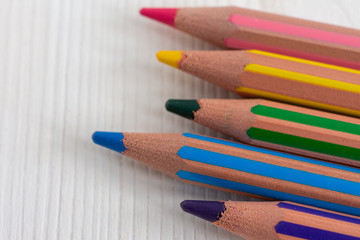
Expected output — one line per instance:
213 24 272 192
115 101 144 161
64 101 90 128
141 6 360 70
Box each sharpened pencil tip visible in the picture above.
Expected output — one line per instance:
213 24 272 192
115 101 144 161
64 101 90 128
165 99 200 119
181 200 225 222
140 8 178 27
156 51 182 68
92 131 127 154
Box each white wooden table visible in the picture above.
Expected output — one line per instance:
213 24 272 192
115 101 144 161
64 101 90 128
1 0 359 239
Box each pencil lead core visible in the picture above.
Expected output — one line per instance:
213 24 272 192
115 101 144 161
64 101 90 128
180 200 225 222
140 8 178 27
165 99 200 119
156 51 182 68
92 131 127 154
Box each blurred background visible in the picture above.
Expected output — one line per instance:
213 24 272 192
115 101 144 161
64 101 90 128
0 0 359 239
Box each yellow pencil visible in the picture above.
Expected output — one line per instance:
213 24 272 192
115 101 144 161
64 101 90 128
157 50 360 117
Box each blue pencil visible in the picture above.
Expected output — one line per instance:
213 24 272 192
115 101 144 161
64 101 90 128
92 131 360 216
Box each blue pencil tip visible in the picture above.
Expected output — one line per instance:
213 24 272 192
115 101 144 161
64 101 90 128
180 200 225 222
92 131 127 154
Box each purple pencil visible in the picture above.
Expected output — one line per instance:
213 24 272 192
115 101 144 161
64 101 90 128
181 200 360 239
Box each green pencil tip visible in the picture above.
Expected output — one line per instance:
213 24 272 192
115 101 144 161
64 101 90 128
165 99 200 119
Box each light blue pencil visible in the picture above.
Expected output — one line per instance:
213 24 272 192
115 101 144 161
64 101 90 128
92 131 360 216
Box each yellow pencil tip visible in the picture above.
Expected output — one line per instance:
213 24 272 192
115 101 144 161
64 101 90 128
156 51 182 68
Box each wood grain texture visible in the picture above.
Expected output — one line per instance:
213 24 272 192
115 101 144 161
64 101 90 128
0 0 359 239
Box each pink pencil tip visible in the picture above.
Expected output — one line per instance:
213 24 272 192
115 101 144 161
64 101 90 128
140 8 178 27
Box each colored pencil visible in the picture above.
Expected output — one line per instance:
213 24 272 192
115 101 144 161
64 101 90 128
92 131 360 216
181 200 360 239
140 6 360 70
156 49 360 118
165 98 360 167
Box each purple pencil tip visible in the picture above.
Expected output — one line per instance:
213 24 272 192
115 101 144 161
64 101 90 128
180 200 225 222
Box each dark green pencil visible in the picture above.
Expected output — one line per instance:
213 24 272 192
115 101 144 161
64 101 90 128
166 98 360 167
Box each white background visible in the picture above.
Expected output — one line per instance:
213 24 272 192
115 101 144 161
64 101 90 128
1 0 359 239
